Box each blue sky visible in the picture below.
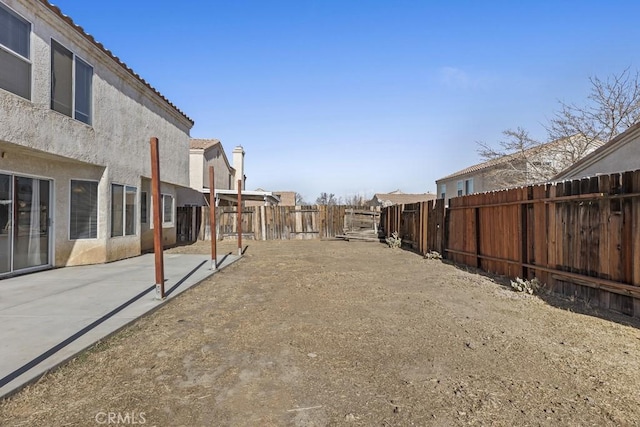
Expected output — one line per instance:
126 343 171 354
52 0 640 202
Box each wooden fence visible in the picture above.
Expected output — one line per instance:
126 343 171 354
380 199 445 254
381 171 640 318
182 205 379 242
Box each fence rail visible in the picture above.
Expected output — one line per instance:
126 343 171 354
381 171 640 318
178 205 380 242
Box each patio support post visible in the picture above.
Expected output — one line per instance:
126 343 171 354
237 179 242 256
150 137 165 299
209 166 217 270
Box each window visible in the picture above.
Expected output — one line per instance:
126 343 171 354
70 180 98 239
125 186 136 235
51 40 92 124
439 184 446 199
465 178 474 195
162 194 173 224
457 181 463 197
111 184 136 237
0 3 31 99
140 191 148 224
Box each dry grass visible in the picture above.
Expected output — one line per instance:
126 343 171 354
2 239 640 426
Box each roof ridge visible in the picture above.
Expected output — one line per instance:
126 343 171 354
41 1 194 125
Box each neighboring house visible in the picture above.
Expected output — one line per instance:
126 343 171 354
370 190 436 208
0 0 194 277
436 136 600 204
554 122 640 181
246 190 293 207
184 141 279 206
188 139 238 194
274 191 296 206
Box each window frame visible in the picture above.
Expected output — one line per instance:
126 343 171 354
140 191 148 224
439 183 446 200
69 179 98 240
464 178 474 195
456 180 463 197
50 38 93 125
110 183 137 237
162 194 173 225
0 2 32 100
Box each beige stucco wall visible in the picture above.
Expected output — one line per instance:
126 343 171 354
190 146 235 192
0 0 190 267
205 147 235 190
559 133 640 180
436 172 490 205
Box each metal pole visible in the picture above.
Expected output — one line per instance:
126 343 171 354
209 166 217 270
150 137 165 299
237 179 242 256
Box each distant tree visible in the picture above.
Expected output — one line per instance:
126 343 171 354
476 127 555 188
295 192 306 205
342 193 369 207
547 67 640 146
315 192 338 206
477 68 640 187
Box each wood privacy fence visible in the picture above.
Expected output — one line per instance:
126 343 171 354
382 171 640 318
380 199 446 254
179 205 380 242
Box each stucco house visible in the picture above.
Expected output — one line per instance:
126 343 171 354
436 136 599 205
0 0 194 277
188 139 243 194
554 122 640 181
183 140 279 207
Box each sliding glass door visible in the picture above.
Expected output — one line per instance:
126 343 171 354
0 174 11 274
0 173 51 275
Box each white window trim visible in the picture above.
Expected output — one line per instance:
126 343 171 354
464 178 474 195
110 183 137 238
0 2 32 100
162 193 174 226
50 38 93 125
68 178 99 240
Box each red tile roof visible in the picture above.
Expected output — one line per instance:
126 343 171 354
190 139 221 150
41 0 194 125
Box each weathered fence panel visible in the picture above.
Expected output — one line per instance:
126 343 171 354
380 200 445 255
192 205 378 241
444 170 640 318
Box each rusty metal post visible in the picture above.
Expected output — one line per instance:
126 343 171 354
150 137 165 299
237 179 242 256
209 166 217 270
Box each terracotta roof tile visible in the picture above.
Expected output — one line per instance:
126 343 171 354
41 0 194 125
438 137 577 181
190 139 221 150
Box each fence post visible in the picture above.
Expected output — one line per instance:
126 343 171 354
150 137 165 300
237 180 242 256
209 166 217 270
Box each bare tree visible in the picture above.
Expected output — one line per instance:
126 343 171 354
477 68 640 188
477 127 556 188
295 192 306 205
315 192 337 206
547 67 640 145
341 193 369 207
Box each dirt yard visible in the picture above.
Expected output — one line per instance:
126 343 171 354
2 239 640 426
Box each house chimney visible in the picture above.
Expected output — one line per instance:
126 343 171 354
232 145 245 190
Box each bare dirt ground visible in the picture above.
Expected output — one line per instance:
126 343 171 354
2 239 640 426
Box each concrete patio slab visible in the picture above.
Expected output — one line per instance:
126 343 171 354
0 251 240 399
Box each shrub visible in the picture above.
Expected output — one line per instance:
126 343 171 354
510 277 541 294
385 231 402 248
